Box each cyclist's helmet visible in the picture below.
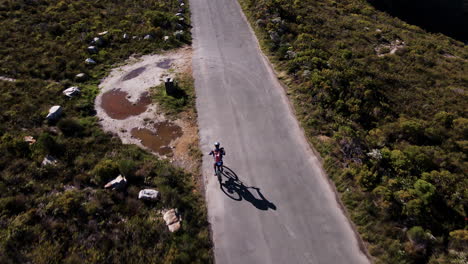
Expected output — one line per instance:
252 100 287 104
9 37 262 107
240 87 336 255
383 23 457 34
214 142 220 148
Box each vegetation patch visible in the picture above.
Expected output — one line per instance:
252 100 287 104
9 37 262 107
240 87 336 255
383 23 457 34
240 0 467 263
0 0 212 263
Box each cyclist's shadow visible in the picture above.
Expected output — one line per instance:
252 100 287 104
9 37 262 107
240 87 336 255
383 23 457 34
218 166 277 211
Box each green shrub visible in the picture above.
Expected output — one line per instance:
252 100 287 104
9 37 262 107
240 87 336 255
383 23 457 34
92 159 119 185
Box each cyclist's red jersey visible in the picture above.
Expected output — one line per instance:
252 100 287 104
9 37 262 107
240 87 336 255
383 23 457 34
210 148 225 163
213 150 222 162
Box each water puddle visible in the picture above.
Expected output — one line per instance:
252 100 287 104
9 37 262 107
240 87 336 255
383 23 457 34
101 89 151 119
156 59 173 69
131 121 183 155
122 67 146 81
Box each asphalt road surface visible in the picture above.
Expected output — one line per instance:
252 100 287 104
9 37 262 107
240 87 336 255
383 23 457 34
190 0 371 263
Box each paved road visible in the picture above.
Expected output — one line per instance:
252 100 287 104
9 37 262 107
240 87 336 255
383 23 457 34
190 0 370 263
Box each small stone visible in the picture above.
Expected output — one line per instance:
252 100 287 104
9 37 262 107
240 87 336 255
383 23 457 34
163 36 170 41
104 175 127 190
138 189 160 201
87 46 98 54
42 155 58 166
46 105 62 120
24 136 36 145
123 33 129 39
75 73 87 82
180 3 185 7
92 37 104 47
175 12 183 17
98 31 108 36
63 86 81 98
85 58 96 64
144 34 154 40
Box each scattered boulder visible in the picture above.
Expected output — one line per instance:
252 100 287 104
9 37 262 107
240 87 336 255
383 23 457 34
175 12 183 17
175 23 184 30
42 155 58 166
46 105 62 120
104 175 127 190
178 17 185 23
98 31 108 36
24 136 36 145
63 86 81 98
138 189 160 201
85 58 96 65
178 8 185 13
163 36 170 41
75 73 87 82
180 3 185 8
144 34 154 40
91 37 104 47
87 46 98 54
123 33 129 40
163 209 181 232
174 30 184 40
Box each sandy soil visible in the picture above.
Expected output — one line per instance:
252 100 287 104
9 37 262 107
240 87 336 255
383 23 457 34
95 46 199 172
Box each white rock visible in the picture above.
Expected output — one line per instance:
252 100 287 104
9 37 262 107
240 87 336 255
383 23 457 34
92 37 104 46
168 221 181 232
138 189 160 200
104 175 127 190
46 105 62 120
24 136 36 145
123 33 129 39
75 73 87 81
63 86 81 97
42 155 58 166
98 31 108 36
144 34 154 40
175 13 183 17
163 36 169 41
180 3 185 6
87 46 98 54
85 58 96 64
163 209 180 226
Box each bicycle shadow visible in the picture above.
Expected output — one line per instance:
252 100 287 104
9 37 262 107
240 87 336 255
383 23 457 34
218 166 277 211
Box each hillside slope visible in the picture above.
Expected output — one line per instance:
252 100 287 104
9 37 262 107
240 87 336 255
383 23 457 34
0 1 211 263
240 0 467 263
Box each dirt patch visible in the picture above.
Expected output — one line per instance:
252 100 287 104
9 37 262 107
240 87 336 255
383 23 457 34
122 66 146 81
101 89 151 119
156 59 173 69
95 46 199 172
131 121 183 156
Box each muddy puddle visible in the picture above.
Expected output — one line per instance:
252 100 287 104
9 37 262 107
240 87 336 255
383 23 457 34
122 67 146 81
131 121 183 155
156 59 173 69
101 89 151 119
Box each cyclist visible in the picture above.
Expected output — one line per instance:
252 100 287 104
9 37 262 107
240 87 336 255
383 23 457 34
209 142 225 175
